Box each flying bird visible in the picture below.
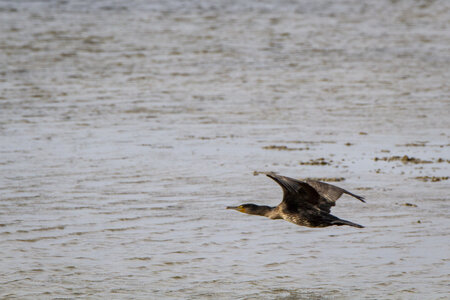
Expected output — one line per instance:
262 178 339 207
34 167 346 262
227 173 365 228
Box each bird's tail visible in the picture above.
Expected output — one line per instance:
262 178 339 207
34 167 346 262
332 218 364 228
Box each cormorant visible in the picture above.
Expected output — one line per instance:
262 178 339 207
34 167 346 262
227 173 365 228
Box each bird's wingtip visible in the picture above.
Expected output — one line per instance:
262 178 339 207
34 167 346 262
264 171 278 178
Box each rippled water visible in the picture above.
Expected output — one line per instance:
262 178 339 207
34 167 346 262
1 0 449 298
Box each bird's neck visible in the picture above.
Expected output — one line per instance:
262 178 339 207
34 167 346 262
252 205 281 219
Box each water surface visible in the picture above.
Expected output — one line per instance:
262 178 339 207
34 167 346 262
1 0 449 298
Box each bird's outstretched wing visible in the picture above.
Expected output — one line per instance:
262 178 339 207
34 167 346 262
265 173 321 210
303 179 365 212
265 173 365 213
304 179 365 203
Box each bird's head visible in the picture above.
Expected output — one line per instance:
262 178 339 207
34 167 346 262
226 204 270 216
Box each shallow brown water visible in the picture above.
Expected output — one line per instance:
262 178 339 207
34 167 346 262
1 0 449 298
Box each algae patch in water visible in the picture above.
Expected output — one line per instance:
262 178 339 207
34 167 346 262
397 141 428 147
263 145 310 151
305 177 345 182
397 202 418 207
374 155 432 164
299 158 332 165
374 155 449 164
415 176 449 182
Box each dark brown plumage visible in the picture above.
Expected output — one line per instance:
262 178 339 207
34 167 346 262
227 172 365 228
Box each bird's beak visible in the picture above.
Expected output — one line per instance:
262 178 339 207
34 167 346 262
226 206 245 212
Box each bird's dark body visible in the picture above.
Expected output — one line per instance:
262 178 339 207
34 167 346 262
227 173 365 228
